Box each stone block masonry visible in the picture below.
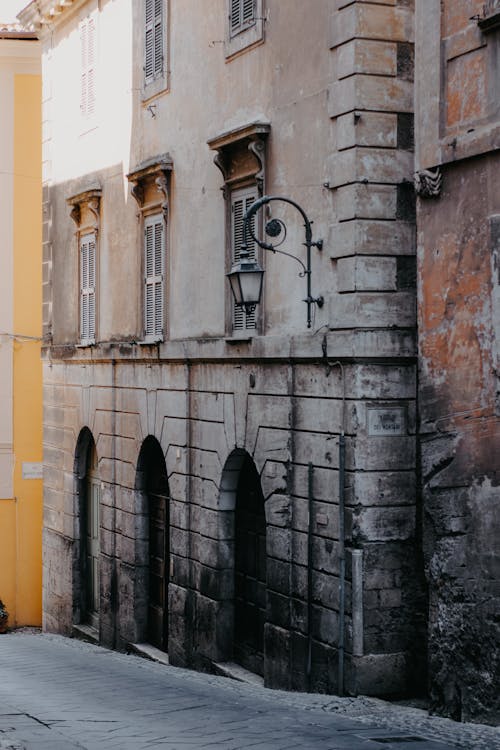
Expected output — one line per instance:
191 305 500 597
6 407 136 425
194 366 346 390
41 328 419 697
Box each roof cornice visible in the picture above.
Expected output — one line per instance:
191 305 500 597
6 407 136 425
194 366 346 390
18 0 88 34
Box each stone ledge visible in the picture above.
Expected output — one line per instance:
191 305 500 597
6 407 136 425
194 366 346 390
213 661 264 687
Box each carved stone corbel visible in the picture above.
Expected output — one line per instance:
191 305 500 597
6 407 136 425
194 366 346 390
414 168 443 198
67 187 102 232
155 173 169 220
207 121 270 196
248 138 266 196
69 203 81 227
127 155 173 217
88 197 100 232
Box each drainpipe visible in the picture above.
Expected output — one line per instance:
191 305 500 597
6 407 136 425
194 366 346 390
321 337 347 697
307 462 314 688
351 548 364 658
338 431 345 696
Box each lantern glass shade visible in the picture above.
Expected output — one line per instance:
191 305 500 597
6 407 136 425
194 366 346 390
227 257 264 310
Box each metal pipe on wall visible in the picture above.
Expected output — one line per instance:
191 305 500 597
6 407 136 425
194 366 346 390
338 433 346 696
307 461 314 688
351 548 364 658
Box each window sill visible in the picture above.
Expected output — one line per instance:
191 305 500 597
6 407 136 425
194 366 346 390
225 335 253 344
137 338 164 345
142 73 169 103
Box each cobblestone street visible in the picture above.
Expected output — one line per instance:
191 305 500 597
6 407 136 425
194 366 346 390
0 633 497 750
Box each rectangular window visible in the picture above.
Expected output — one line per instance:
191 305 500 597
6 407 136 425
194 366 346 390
80 16 96 119
80 233 96 345
144 214 165 341
231 187 257 332
145 0 164 85
230 0 256 37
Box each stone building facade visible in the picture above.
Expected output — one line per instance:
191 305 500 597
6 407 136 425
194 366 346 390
414 0 500 724
18 0 498 722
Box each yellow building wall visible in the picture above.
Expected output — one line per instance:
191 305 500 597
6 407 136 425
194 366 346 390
0 71 42 627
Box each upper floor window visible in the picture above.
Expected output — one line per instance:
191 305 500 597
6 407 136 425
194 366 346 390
226 0 264 59
144 214 165 342
143 0 168 98
80 15 97 119
231 187 258 332
80 233 96 345
68 188 102 347
127 156 173 343
208 121 270 337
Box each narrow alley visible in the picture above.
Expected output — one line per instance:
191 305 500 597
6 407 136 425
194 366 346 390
0 633 498 750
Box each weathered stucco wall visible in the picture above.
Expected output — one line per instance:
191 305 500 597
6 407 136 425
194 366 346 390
416 0 500 724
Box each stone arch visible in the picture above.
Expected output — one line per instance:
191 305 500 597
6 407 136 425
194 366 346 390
219 448 267 675
134 435 170 650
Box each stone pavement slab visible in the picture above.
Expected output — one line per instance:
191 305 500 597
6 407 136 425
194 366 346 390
0 633 497 750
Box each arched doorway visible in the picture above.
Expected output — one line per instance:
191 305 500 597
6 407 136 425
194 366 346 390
137 437 170 652
76 430 100 631
234 453 267 676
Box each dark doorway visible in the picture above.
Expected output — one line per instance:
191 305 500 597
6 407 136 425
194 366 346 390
234 454 267 676
138 437 170 652
82 439 100 630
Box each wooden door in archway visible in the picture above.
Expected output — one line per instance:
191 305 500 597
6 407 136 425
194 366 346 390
234 455 266 676
146 448 170 652
83 445 100 629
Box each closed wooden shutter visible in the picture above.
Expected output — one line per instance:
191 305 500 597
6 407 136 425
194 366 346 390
231 187 257 331
145 0 164 84
230 0 256 36
144 214 165 341
80 233 96 344
80 16 96 118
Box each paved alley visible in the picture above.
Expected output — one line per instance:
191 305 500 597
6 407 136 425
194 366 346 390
0 633 498 750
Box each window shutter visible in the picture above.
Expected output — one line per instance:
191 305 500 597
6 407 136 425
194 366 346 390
87 17 96 117
144 215 164 340
231 188 257 331
80 17 96 118
243 0 255 24
80 233 96 344
145 0 164 83
230 0 255 36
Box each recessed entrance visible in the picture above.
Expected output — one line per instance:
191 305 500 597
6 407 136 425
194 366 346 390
77 432 100 631
137 437 170 653
234 454 267 676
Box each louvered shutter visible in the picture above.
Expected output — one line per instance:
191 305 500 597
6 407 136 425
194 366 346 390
144 215 165 341
80 233 96 344
231 188 257 331
87 17 96 117
230 0 255 36
80 17 96 118
145 0 163 84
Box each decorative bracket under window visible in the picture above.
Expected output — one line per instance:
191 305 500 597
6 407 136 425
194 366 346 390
67 187 102 232
127 154 173 220
208 121 270 198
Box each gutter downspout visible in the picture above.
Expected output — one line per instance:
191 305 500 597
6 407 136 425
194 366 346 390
307 462 314 688
321 336 346 696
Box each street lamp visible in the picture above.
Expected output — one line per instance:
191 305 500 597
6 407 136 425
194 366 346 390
226 195 324 328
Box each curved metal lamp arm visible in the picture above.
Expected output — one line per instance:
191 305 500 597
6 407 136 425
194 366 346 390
242 195 324 328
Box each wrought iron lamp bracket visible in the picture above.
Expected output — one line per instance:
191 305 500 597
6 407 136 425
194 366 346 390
242 195 324 328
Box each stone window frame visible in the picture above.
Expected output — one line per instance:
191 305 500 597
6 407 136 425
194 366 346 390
67 187 102 347
225 0 265 60
208 121 270 338
127 155 173 344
